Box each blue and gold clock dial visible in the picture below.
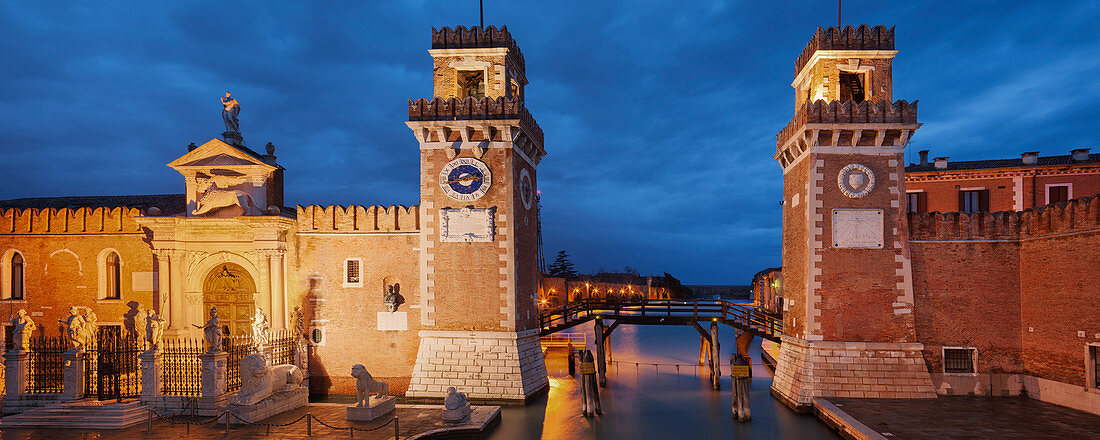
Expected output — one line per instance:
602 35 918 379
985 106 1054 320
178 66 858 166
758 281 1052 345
438 158 492 201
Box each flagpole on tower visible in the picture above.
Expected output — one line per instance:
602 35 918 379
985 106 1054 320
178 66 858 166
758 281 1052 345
838 0 842 28
480 0 484 28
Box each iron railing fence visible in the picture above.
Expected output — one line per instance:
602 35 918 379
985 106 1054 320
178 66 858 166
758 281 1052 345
161 338 203 396
224 334 253 393
87 326 144 401
270 329 295 366
26 336 66 394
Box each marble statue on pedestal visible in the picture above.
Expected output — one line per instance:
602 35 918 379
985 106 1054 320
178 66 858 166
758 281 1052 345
250 308 270 348
193 307 223 352
9 309 35 352
347 364 395 422
442 386 472 422
58 307 86 350
351 364 389 406
222 92 241 133
230 353 304 406
145 310 165 350
81 311 98 346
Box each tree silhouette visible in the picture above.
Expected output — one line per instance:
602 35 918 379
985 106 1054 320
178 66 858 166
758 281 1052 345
546 251 579 278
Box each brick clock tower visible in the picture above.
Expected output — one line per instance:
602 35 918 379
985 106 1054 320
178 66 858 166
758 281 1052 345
770 26 936 410
404 26 548 402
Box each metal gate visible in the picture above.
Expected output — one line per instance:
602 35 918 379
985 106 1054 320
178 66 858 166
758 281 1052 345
84 326 144 401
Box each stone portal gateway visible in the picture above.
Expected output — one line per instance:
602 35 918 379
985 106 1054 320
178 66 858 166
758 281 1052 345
202 263 256 337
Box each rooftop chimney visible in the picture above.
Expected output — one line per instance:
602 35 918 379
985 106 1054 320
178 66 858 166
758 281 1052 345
1022 151 1039 165
933 157 948 170
1071 148 1091 162
918 150 929 166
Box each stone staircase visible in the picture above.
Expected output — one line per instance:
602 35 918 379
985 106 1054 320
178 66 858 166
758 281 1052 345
0 399 150 429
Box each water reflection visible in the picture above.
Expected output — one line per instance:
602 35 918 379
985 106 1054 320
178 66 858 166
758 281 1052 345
489 322 839 439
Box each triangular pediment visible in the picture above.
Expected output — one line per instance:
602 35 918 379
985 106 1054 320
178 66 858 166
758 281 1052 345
168 138 275 172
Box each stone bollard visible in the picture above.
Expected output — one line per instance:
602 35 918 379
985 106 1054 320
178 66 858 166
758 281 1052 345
3 350 29 396
61 349 85 400
139 349 163 403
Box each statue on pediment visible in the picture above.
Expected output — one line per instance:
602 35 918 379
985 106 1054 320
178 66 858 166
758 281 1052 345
222 92 241 133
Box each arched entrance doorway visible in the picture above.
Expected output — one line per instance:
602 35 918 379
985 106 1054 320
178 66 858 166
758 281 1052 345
202 263 256 337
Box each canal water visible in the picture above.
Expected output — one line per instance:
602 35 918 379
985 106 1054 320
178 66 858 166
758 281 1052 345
488 322 841 439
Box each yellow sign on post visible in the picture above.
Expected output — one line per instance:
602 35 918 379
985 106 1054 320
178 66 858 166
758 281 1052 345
579 362 596 375
730 366 751 378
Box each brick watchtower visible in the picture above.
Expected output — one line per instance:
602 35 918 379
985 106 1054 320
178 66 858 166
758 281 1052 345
770 25 936 411
404 26 548 402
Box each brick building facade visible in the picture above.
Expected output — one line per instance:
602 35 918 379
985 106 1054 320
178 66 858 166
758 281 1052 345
0 25 548 403
770 25 1099 415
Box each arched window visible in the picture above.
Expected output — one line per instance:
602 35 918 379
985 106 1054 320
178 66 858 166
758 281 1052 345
106 252 120 299
11 253 23 300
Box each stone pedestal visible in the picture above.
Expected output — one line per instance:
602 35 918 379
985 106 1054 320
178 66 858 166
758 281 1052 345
221 131 244 147
261 345 273 366
199 351 228 399
4 350 29 396
139 349 163 402
61 350 85 400
407 330 548 403
220 387 308 425
442 403 472 423
770 335 936 412
346 396 395 422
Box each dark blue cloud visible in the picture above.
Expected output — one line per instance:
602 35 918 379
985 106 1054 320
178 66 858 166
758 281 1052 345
2 1 1098 283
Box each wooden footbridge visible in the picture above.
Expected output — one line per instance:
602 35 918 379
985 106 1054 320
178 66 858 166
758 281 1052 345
538 298 783 388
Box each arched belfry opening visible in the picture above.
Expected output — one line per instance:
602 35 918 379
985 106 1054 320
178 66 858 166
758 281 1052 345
202 263 257 337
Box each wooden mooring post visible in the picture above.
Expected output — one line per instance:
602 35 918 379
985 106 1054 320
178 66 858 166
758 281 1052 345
709 321 721 390
595 318 607 387
580 350 602 418
731 353 751 422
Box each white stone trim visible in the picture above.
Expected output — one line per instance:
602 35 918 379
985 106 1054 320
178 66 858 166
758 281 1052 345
1013 177 1025 211
806 159 825 340
44 248 83 275
342 258 363 288
1044 183 1073 205
1 249 26 300
96 248 124 300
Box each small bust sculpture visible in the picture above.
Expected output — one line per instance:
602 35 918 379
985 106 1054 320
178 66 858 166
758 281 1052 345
383 285 399 312
9 309 36 352
145 310 165 350
192 307 223 352
444 387 469 410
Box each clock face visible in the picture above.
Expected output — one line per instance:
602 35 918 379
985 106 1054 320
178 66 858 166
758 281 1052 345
519 168 533 210
438 158 492 201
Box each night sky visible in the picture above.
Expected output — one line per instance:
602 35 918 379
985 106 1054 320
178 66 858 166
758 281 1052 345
2 2 1098 284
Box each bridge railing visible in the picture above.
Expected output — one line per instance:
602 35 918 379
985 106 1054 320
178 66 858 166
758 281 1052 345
538 298 782 339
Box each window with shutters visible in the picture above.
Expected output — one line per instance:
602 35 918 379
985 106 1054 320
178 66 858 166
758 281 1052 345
1046 184 1070 205
959 189 989 214
1090 345 1100 390
907 192 927 214
943 347 977 374
106 252 121 299
343 258 363 288
5 252 25 300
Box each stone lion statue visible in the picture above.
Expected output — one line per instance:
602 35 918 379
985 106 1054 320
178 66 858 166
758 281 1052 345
351 364 389 407
230 353 304 406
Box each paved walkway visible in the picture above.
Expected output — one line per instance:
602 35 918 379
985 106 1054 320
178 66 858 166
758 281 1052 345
0 403 499 439
827 396 1100 440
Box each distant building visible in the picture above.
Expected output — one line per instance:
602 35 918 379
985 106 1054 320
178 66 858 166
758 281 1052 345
539 272 690 308
904 149 1099 214
750 268 781 315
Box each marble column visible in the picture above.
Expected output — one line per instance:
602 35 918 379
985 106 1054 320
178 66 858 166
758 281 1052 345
270 254 285 329
169 252 186 337
157 254 170 316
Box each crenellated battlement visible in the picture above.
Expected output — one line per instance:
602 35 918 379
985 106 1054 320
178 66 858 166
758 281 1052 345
296 205 420 233
408 96 544 148
776 99 918 152
0 207 146 234
908 194 1100 241
431 25 525 74
795 25 895 75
